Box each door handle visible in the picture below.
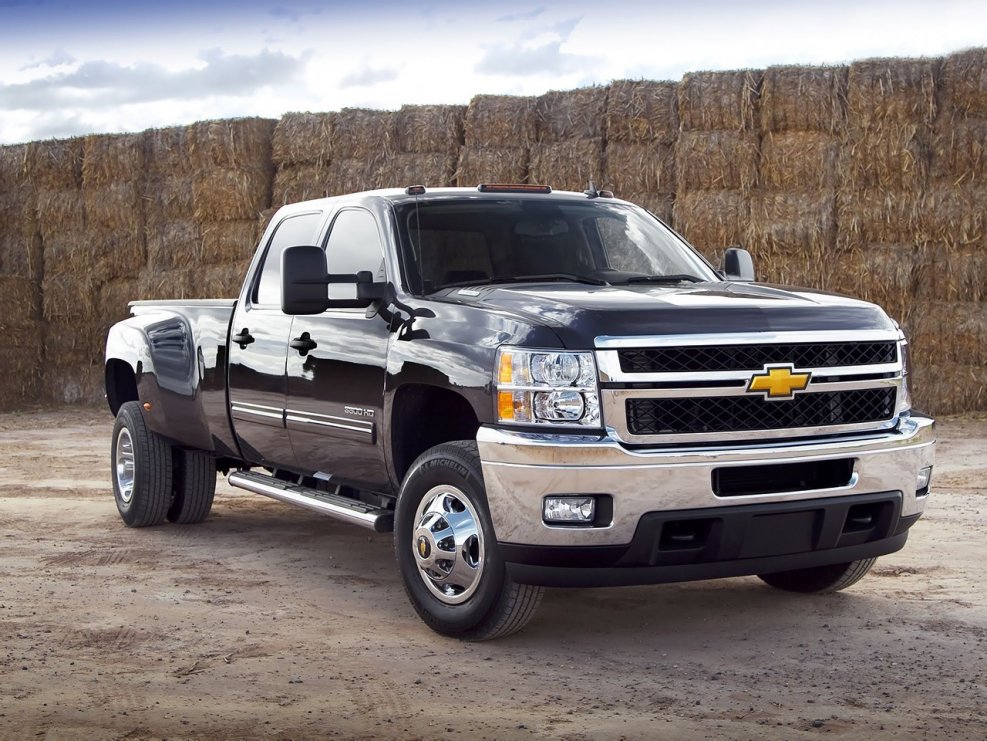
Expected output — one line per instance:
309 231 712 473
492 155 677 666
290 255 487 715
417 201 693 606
232 328 255 348
290 334 318 355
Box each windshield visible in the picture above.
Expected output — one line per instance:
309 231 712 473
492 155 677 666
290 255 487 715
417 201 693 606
395 198 719 294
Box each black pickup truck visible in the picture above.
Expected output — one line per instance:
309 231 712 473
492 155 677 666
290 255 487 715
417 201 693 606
105 184 935 640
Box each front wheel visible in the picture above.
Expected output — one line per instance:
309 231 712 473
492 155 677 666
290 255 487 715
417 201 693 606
758 558 877 593
394 441 542 640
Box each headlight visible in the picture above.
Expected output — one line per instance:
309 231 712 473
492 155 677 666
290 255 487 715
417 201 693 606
898 338 912 415
496 347 601 427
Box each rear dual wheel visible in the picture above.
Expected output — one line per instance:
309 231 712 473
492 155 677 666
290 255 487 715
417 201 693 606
111 401 215 527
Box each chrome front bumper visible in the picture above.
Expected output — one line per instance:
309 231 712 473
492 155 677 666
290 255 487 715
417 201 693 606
477 415 935 547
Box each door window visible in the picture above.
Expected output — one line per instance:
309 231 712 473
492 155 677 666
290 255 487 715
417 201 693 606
253 211 324 306
325 209 386 301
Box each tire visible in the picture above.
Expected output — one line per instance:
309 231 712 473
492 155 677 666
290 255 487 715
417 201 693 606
167 448 217 524
758 558 877 594
394 441 543 640
111 401 173 527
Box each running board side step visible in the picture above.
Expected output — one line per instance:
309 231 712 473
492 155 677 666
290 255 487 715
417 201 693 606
228 470 394 533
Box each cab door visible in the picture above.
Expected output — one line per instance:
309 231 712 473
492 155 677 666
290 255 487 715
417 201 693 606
285 207 392 491
227 210 325 468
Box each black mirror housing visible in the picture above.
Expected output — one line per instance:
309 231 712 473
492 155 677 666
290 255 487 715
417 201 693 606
723 247 755 282
281 245 329 315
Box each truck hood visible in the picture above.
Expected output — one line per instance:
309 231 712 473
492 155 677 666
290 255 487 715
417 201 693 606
441 281 896 348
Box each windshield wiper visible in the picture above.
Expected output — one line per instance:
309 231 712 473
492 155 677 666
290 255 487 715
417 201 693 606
441 273 608 290
620 274 704 284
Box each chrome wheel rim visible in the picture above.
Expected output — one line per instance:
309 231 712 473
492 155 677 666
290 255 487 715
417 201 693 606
115 428 135 505
412 484 484 605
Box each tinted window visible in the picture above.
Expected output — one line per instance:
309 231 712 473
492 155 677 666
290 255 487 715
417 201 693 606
254 212 323 306
325 209 386 301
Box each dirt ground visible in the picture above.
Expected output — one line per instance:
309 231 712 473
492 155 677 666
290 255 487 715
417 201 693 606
0 407 984 740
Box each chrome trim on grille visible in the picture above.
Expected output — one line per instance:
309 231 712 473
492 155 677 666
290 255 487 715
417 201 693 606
598 357 901 384
595 329 903 349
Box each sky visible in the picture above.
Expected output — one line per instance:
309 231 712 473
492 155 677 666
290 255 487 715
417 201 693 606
1 0 985 144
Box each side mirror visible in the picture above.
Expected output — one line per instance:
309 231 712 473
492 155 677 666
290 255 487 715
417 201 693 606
723 247 755 282
281 245 329 315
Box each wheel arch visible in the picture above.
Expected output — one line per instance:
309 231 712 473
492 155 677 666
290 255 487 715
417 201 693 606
106 358 139 416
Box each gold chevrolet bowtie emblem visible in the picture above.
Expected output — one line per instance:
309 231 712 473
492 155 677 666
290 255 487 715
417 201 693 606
747 365 811 399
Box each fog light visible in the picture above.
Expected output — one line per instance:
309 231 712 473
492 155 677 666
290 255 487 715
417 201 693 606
916 466 933 494
543 496 595 524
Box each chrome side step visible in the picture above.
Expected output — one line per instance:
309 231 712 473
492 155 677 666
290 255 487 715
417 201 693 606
228 470 394 533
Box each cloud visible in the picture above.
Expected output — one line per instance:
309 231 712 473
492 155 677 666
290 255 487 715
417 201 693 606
496 6 544 22
19 48 76 71
339 65 399 88
0 48 311 111
475 16 595 77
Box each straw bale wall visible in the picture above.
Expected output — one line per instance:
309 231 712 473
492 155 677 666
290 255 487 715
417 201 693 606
1 49 985 414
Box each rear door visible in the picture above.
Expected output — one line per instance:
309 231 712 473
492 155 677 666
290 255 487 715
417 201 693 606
284 207 392 491
227 210 325 468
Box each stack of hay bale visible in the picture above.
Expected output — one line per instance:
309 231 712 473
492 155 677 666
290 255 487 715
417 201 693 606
749 66 845 287
835 58 939 326
271 112 334 206
142 126 200 299
379 104 464 187
671 70 761 265
327 109 397 194
456 95 536 185
0 144 43 408
529 87 608 191
188 118 275 296
910 49 987 412
82 133 147 358
32 137 103 402
603 80 678 222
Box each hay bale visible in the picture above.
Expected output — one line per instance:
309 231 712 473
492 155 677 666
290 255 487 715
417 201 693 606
671 190 749 255
760 65 847 133
35 190 85 240
464 95 536 147
674 130 758 192
83 181 142 234
909 362 987 415
42 270 97 322
144 176 195 226
331 109 397 162
748 190 836 255
147 220 202 271
455 147 528 186
604 142 675 195
272 112 333 167
137 267 199 301
844 123 929 191
760 131 841 190
187 118 275 170
914 245 987 302
200 220 261 265
44 229 144 283
196 261 252 298
0 231 43 282
0 324 43 408
99 278 140 325
28 137 83 189
378 152 455 188
326 159 380 195
0 143 29 188
535 87 608 142
605 80 678 144
44 363 104 405
847 57 939 126
938 48 987 118
145 126 191 177
921 183 987 249
192 167 271 221
907 302 987 365
395 104 465 154
272 164 331 205
528 139 604 192
930 117 987 183
678 70 762 131
0 275 40 327
827 245 918 322
82 133 144 187
623 193 675 223
836 188 935 250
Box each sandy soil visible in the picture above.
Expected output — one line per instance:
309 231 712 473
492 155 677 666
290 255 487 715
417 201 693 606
0 406 984 740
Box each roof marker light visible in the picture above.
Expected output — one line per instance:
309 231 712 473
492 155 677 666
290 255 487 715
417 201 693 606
477 183 552 194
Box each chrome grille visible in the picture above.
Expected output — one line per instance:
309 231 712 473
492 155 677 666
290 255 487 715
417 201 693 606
626 388 897 436
618 342 897 374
